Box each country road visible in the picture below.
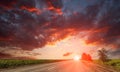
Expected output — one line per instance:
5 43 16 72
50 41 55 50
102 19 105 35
0 60 118 72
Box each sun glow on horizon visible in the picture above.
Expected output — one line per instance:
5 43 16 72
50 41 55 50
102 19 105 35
33 35 97 59
73 55 80 61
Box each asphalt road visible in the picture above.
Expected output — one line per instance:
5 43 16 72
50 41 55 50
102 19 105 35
0 60 118 72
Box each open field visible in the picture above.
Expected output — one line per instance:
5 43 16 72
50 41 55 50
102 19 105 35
0 59 64 69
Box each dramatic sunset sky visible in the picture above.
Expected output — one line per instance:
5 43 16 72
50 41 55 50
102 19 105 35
0 0 120 59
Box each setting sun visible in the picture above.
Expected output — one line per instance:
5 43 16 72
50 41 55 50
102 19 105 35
73 55 80 61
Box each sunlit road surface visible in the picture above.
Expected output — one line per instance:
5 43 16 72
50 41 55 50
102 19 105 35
0 60 118 72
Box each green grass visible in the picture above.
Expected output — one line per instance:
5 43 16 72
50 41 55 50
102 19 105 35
104 59 120 71
0 59 64 68
94 59 120 71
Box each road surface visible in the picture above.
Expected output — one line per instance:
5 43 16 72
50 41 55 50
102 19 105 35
0 60 118 72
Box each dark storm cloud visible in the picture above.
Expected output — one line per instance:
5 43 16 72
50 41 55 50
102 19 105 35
108 49 120 58
46 0 63 9
0 0 17 9
0 52 12 58
85 0 120 47
0 52 36 59
0 0 64 50
0 0 120 51
110 49 120 56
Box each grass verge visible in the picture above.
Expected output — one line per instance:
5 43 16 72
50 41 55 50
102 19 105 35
94 59 120 71
0 59 64 69
104 59 120 71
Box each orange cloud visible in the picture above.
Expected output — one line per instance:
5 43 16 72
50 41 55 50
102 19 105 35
63 52 72 56
21 6 41 14
91 26 110 33
84 27 110 45
46 0 63 15
47 28 76 46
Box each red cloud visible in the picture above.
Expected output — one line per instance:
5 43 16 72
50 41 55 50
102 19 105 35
21 6 41 14
46 0 63 15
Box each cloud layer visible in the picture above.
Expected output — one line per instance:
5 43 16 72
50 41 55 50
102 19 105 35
0 0 120 52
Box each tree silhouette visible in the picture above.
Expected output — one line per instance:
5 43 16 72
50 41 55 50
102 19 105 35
98 48 108 62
